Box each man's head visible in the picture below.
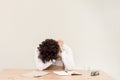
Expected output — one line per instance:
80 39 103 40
37 39 60 63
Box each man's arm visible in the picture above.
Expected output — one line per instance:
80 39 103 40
61 44 75 70
34 49 53 70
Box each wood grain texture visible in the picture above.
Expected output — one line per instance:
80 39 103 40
0 69 113 80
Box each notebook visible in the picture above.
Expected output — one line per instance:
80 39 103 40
22 71 49 77
53 71 81 76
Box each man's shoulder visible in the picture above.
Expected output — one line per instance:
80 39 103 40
63 44 71 50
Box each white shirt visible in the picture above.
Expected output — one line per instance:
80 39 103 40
34 44 75 70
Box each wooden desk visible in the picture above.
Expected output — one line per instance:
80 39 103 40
0 69 113 80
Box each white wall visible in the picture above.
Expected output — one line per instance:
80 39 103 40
0 0 120 80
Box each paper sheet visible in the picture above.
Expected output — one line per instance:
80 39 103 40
53 71 81 76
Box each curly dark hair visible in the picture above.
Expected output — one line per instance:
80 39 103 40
37 39 60 63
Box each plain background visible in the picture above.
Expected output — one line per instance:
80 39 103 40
0 0 120 80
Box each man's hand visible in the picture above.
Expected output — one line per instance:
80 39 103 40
57 40 64 51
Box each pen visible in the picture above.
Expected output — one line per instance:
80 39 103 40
65 69 68 73
65 70 68 73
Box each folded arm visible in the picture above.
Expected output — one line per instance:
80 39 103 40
61 44 75 70
34 49 53 70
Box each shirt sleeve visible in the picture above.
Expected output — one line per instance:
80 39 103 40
61 44 76 70
34 48 53 70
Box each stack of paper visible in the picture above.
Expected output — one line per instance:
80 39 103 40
22 71 49 77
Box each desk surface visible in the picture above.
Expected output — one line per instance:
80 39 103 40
0 69 113 80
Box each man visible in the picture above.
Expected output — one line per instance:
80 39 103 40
34 39 75 70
